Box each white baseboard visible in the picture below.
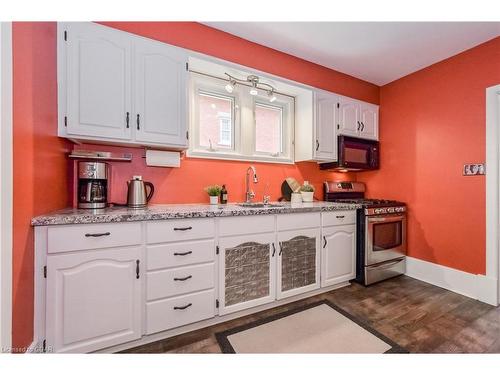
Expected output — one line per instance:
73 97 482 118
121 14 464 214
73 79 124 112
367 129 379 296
24 340 43 354
405 256 498 306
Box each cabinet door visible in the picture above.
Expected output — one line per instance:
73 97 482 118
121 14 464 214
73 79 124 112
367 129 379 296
321 224 356 287
218 233 276 315
64 22 132 140
314 93 337 161
277 228 320 300
359 102 379 140
134 37 188 147
46 247 142 353
337 97 360 137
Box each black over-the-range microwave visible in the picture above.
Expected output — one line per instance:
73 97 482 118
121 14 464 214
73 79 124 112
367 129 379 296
319 136 380 171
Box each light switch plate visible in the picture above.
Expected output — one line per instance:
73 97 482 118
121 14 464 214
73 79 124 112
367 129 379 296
463 163 485 176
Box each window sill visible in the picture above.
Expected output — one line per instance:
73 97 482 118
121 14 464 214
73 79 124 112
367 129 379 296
186 150 295 165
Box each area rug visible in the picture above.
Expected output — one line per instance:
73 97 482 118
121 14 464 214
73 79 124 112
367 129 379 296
216 300 407 353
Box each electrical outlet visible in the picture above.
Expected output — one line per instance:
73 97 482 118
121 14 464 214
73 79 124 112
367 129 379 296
463 163 485 176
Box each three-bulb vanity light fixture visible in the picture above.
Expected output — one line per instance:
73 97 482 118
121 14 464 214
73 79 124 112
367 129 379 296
224 73 277 103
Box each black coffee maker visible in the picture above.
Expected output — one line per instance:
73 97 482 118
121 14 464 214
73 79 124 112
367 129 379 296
78 161 109 209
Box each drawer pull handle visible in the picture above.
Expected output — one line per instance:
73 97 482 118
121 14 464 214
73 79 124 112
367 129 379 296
323 236 327 248
174 275 192 281
278 242 283 256
136 259 140 279
173 226 193 231
85 232 111 237
173 251 193 256
336 215 345 219
272 243 276 257
173 303 192 310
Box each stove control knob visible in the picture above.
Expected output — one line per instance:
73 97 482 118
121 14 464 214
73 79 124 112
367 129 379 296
395 207 404 212
374 208 384 214
387 207 395 213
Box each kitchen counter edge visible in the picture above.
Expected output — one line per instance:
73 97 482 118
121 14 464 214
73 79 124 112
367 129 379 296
31 202 361 226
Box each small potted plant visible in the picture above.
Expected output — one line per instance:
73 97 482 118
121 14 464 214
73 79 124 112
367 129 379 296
299 182 315 202
205 185 222 205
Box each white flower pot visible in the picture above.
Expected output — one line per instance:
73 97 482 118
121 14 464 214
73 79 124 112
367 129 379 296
300 191 314 202
209 195 219 205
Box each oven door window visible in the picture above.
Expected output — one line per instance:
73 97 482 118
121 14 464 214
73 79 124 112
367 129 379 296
372 221 402 251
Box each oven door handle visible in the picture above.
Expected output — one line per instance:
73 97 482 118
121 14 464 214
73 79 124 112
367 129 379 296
368 215 405 223
367 258 404 270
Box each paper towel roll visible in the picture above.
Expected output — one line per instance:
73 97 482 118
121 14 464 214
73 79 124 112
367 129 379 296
145 150 180 168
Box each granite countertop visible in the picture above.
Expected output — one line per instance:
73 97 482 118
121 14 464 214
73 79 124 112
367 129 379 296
31 201 361 226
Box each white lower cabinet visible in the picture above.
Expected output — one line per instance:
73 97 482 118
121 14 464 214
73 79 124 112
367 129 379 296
218 232 277 315
277 228 321 300
38 211 357 352
321 224 356 287
146 289 216 334
46 247 142 353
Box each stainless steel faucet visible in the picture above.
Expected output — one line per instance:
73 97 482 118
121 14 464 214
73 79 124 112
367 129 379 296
245 166 258 203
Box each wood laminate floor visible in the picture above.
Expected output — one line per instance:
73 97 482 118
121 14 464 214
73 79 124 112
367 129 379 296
122 276 500 354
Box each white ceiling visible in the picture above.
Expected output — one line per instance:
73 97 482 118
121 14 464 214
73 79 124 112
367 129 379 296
204 22 500 86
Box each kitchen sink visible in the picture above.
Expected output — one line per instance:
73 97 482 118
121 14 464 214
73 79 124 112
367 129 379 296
237 202 284 208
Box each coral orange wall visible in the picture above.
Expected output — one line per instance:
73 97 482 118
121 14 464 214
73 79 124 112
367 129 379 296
358 37 500 275
99 22 379 105
12 22 71 351
11 22 378 349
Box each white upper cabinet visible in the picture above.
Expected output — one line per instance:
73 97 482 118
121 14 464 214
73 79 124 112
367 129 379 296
63 22 132 140
134 37 188 147
337 96 379 141
358 102 379 140
337 97 359 137
314 91 337 161
58 22 188 149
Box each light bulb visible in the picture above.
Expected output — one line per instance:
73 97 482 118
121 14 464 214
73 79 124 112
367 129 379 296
225 81 235 93
249 87 258 96
268 92 277 102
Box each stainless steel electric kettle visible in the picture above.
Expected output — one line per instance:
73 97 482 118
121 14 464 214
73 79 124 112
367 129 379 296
127 176 154 208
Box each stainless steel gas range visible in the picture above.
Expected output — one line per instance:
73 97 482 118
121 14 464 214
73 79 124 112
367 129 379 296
324 181 407 285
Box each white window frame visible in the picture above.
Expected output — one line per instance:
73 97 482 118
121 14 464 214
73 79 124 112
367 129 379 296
253 99 293 158
188 71 295 164
190 74 241 155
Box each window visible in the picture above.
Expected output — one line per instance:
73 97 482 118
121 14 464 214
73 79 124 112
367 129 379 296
255 103 283 156
189 71 294 163
197 91 234 151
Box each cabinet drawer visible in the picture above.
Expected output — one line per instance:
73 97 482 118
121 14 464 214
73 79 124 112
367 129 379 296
47 222 141 254
322 210 356 226
277 212 320 231
147 263 215 300
146 289 215 334
219 215 275 236
147 239 215 270
146 219 215 244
